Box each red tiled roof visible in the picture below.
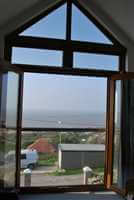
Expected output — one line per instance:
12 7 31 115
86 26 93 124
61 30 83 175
27 138 56 153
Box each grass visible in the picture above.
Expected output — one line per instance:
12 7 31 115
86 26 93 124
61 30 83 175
38 153 58 167
38 158 56 166
45 167 104 177
45 168 83 176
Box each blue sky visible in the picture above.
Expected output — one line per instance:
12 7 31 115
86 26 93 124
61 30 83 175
11 3 118 117
23 73 107 113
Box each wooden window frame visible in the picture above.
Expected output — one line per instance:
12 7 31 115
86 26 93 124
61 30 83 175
4 0 127 194
106 72 134 197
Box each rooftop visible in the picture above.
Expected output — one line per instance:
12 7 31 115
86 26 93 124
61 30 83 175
58 144 105 152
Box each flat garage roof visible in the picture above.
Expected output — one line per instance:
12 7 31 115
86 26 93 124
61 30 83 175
59 144 105 152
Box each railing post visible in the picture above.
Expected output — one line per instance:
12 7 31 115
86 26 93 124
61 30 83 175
24 168 32 186
83 166 92 185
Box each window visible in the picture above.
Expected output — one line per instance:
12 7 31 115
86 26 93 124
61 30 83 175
12 48 63 67
20 4 67 39
20 130 106 187
22 73 107 129
5 0 125 192
73 53 119 71
71 4 112 44
113 81 122 186
6 72 19 127
21 73 107 187
10 1 122 73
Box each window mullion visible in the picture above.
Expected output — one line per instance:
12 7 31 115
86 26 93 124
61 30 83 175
63 49 73 68
66 0 72 40
63 0 73 68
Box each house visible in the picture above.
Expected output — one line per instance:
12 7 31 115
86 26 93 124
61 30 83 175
0 0 134 198
58 144 105 169
27 138 56 153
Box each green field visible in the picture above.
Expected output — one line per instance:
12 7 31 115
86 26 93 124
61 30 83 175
38 153 58 166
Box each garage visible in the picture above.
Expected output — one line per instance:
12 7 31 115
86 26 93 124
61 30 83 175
58 144 105 169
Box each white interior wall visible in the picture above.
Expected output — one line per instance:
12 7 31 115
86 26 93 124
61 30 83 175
91 0 134 44
78 0 134 72
127 46 134 72
1 0 62 36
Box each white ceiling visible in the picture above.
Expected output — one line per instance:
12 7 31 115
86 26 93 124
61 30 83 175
0 0 133 46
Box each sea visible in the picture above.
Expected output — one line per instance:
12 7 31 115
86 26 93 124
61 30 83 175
22 111 106 129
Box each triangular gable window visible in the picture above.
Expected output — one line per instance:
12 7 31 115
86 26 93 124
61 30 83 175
71 4 112 44
20 4 67 39
19 2 113 44
10 0 124 72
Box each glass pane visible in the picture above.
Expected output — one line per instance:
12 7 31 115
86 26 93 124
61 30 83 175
22 73 107 129
20 130 106 187
0 72 19 189
73 53 119 71
71 4 112 44
20 4 67 39
113 80 122 187
4 129 17 188
6 72 19 128
12 48 63 67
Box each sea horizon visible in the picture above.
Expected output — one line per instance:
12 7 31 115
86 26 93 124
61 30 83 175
22 110 106 129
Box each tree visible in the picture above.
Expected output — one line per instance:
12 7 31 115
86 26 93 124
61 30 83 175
50 132 83 146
